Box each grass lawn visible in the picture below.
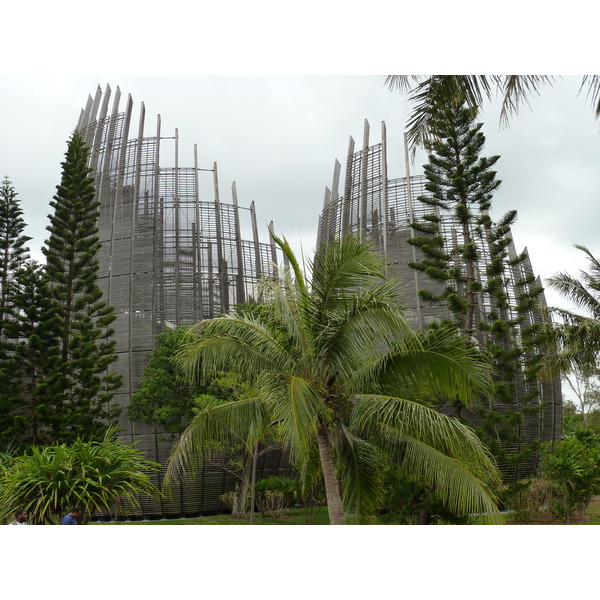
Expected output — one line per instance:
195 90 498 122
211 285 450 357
92 496 600 525
93 506 331 525
581 496 600 524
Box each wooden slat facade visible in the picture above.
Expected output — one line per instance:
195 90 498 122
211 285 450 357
76 85 288 519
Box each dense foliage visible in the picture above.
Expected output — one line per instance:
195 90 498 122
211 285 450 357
0 176 31 324
0 177 32 450
0 262 63 448
127 326 210 435
563 400 600 435
0 427 160 524
541 429 600 523
41 130 121 443
167 234 504 524
380 468 471 525
253 475 300 517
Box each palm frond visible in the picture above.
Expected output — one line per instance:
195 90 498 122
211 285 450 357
400 75 499 155
350 395 502 521
176 315 296 382
357 327 492 406
572 246 600 297
499 75 555 128
263 373 331 464
384 75 423 93
579 76 600 118
389 75 557 154
545 310 600 374
375 423 503 523
271 272 314 365
271 232 308 296
311 234 388 315
326 288 416 383
164 396 269 489
351 394 497 473
546 274 600 319
333 426 386 521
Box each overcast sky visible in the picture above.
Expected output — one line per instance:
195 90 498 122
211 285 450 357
0 75 599 311
3 1 598 589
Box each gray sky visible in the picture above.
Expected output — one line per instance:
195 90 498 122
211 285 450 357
3 1 597 587
0 75 599 311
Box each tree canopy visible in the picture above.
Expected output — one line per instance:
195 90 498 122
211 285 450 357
167 234 504 524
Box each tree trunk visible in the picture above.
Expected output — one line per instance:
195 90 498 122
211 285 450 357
231 452 253 519
249 443 258 525
450 401 464 419
418 493 432 524
461 214 476 337
317 424 346 525
417 507 432 525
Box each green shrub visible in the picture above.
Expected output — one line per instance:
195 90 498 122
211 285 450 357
254 476 299 517
380 469 471 524
542 433 600 523
254 476 299 494
219 491 236 511
504 478 557 523
0 427 161 524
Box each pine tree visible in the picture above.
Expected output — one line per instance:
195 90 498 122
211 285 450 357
0 261 63 449
0 176 31 326
407 105 501 338
42 130 121 443
0 178 32 450
408 105 548 478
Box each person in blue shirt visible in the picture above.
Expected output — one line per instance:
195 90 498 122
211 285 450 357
60 507 84 525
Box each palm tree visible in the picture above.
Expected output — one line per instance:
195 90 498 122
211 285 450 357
166 235 503 524
386 75 600 155
546 244 600 373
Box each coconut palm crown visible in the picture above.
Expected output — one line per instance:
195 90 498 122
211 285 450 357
167 234 503 524
546 245 600 373
386 75 600 156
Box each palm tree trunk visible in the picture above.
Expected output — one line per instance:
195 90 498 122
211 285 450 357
418 492 432 524
317 424 346 525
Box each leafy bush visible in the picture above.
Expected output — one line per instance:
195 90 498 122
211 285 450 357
504 478 557 523
219 491 236 512
254 476 299 517
0 427 161 524
542 432 600 523
380 469 471 524
254 475 299 494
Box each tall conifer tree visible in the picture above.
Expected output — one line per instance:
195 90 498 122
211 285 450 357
408 105 548 477
0 261 63 449
0 177 31 326
42 130 121 443
0 178 32 449
408 106 501 338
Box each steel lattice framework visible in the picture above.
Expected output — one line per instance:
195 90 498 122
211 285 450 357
318 120 562 479
76 86 290 518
